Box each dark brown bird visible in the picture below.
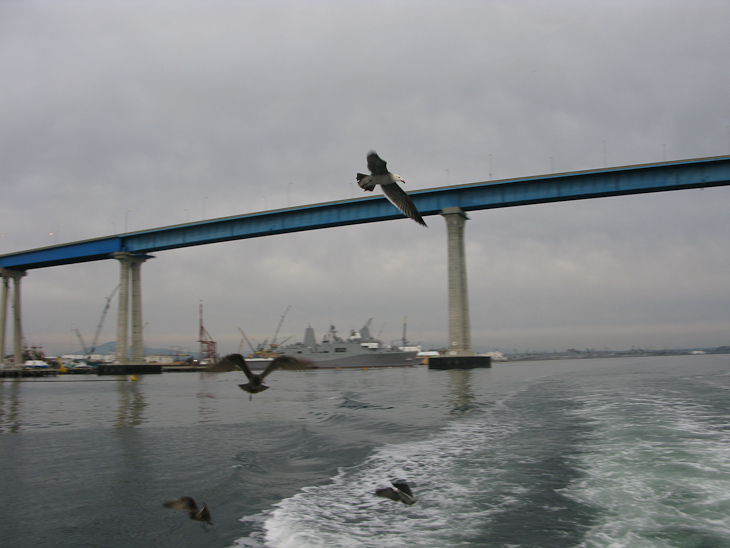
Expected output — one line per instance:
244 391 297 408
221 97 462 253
356 151 427 227
375 480 417 505
163 496 213 524
217 353 314 399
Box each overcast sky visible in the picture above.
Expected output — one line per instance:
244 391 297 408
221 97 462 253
2 0 730 357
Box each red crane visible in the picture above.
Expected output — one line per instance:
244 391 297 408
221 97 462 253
198 301 217 365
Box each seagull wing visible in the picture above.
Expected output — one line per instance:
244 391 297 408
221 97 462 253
259 356 314 380
195 504 213 525
223 354 254 380
392 481 415 499
381 183 427 227
366 151 389 175
163 496 198 512
375 487 402 502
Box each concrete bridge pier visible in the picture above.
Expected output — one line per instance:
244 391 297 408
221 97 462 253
441 207 474 356
0 268 27 367
113 253 153 364
428 208 491 370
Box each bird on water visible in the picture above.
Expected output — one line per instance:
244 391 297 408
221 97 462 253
217 353 315 399
375 480 417 505
356 151 427 227
163 496 213 525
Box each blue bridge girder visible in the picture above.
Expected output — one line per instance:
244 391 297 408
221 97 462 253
2 155 730 271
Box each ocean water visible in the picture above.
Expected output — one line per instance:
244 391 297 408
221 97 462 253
2 355 730 547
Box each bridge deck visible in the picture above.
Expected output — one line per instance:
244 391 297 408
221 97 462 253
2 155 729 271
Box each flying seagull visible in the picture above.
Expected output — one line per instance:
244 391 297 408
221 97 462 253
356 151 427 227
163 496 213 525
217 353 314 399
375 480 417 505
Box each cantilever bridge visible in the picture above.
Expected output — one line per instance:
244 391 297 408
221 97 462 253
2 155 730 366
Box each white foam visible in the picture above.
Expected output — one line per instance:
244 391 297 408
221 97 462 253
230 513 271 547
563 388 730 547
257 414 519 547
235 369 730 547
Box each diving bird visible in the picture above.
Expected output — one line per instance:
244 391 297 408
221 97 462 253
375 480 417 505
217 353 314 399
163 496 213 525
356 151 427 227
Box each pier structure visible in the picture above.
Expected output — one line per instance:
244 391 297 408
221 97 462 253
430 208 492 369
442 207 473 356
0 268 26 367
113 252 153 364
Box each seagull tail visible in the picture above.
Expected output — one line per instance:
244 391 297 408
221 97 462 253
356 173 376 191
238 383 269 394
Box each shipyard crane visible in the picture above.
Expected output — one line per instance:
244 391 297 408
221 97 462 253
235 307 292 358
72 324 89 354
71 285 120 355
88 285 119 354
237 327 257 354
269 305 291 350
198 301 217 364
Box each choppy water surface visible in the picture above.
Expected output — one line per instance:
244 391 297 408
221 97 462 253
2 355 730 547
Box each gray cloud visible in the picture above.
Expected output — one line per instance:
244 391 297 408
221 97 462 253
2 1 730 355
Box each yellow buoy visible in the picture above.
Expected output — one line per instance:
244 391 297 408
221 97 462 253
130 375 137 381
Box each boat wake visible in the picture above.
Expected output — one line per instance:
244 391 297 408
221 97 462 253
233 362 730 547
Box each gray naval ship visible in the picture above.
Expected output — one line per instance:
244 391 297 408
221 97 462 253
276 319 419 368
